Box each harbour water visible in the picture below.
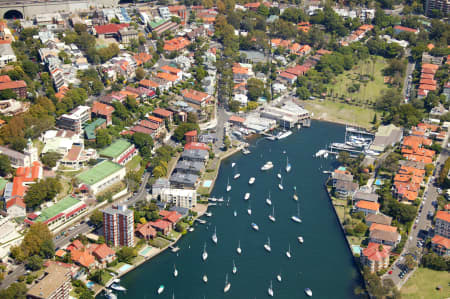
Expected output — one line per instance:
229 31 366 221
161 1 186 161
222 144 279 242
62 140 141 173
99 120 362 298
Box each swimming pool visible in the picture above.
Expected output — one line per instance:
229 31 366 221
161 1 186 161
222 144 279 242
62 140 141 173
86 281 94 289
351 245 362 255
203 180 212 187
375 179 382 186
119 264 133 273
140 246 152 256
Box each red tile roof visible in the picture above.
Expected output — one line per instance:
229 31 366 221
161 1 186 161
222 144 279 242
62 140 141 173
147 115 163 124
139 119 160 130
92 101 115 116
184 130 197 137
369 223 397 233
159 210 182 223
431 235 450 249
71 249 96 268
184 142 210 151
149 219 172 230
362 242 391 261
0 80 27 91
136 222 157 238
356 200 380 211
436 211 450 223
94 23 129 35
181 89 210 103
394 25 418 33
92 244 115 260
229 115 245 123
153 108 173 118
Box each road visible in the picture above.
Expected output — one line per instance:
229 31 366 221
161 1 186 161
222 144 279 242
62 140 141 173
0 223 93 290
383 132 449 287
126 171 150 207
402 49 415 102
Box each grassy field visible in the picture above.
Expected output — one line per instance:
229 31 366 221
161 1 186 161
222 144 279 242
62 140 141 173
325 57 391 104
401 268 450 299
303 99 376 129
149 237 171 248
126 154 142 171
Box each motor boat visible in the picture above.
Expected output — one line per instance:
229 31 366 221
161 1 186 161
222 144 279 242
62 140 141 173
110 284 126 292
231 162 236 168
264 237 271 252
277 130 292 139
173 264 178 277
233 210 237 217
251 222 259 231
203 275 208 283
298 236 304 244
261 161 274 171
248 177 256 185
232 260 237 274
226 178 231 192
305 288 312 297
244 192 250 200
247 203 252 215
291 205 301 223
278 178 284 190
105 290 117 299
233 173 240 179
157 285 165 294
276 273 282 282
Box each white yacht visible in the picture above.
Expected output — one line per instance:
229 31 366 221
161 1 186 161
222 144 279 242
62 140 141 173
261 161 274 171
285 156 291 173
247 203 252 215
268 281 274 297
157 285 165 294
266 192 272 205
298 236 304 244
173 264 178 277
110 284 126 292
105 290 117 299
264 237 271 252
226 178 231 192
233 210 237 217
286 244 292 259
278 178 284 190
251 222 259 231
244 192 250 200
276 273 282 282
202 275 208 283
202 243 208 261
277 130 292 139
268 206 276 222
233 173 240 179
305 288 313 297
248 177 256 185
232 260 237 274
237 240 242 255
231 162 236 168
224 274 231 293
212 227 218 244
291 205 302 223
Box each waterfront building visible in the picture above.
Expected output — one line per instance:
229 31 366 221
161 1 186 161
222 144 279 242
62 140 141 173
355 200 379 216
148 219 172 235
169 173 198 189
27 263 71 299
152 185 197 209
369 228 401 247
76 160 126 195
369 124 403 154
181 149 209 162
102 205 135 247
136 222 157 240
360 242 391 273
335 180 358 198
91 243 116 267
353 191 379 203
174 160 204 175
435 211 450 238
431 235 450 256
99 139 138 165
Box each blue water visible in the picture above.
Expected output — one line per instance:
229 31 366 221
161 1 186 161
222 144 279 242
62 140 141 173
98 120 362 298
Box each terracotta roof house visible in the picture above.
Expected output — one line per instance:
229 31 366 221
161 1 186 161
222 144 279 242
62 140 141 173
92 101 115 126
149 219 172 235
355 200 380 216
70 249 96 269
91 244 116 265
369 223 397 233
136 222 157 240
163 37 190 52
184 142 210 151
393 25 418 34
184 130 197 143
159 210 182 225
435 211 450 238
94 23 129 38
431 235 450 256
133 52 152 66
153 108 173 121
361 242 391 272
181 89 211 107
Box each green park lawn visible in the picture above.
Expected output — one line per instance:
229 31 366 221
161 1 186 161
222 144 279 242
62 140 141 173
149 237 171 248
303 99 376 129
325 56 392 104
401 268 450 299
